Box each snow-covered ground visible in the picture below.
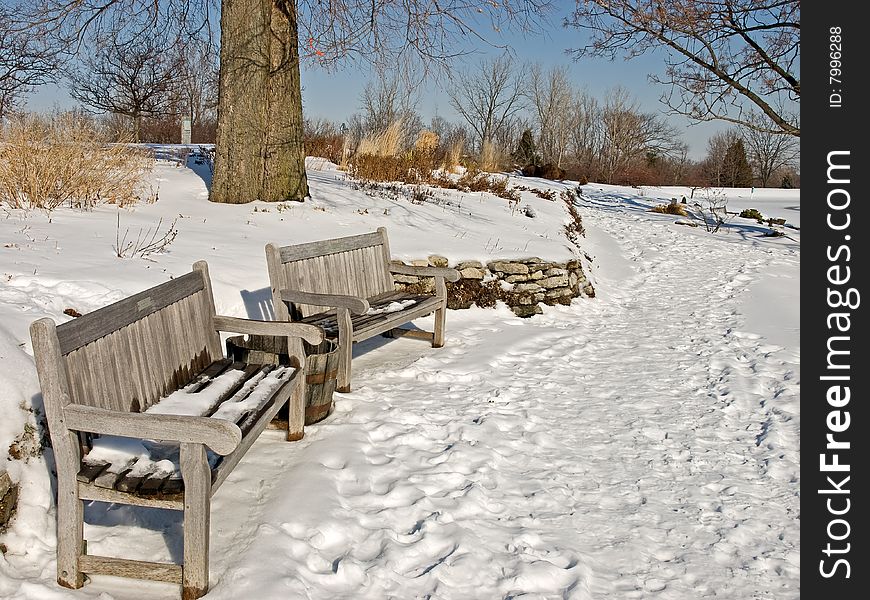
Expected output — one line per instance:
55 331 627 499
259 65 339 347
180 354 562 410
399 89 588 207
0 154 799 599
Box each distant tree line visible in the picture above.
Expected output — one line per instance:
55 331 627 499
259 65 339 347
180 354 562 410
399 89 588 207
305 56 798 188
3 0 798 191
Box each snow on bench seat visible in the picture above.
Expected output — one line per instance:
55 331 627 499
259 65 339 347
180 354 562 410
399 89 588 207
76 359 296 499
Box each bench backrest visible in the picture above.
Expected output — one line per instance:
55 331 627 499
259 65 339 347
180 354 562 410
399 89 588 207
33 262 223 414
266 227 394 319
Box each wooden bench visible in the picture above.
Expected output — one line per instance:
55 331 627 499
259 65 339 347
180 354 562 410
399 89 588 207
266 227 460 392
30 261 323 599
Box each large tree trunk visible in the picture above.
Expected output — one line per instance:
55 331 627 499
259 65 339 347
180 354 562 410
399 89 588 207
211 0 308 204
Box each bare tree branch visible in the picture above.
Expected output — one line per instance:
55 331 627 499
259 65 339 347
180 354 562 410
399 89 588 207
566 0 800 136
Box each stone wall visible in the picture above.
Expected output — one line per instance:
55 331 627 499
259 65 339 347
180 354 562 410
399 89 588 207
392 256 595 317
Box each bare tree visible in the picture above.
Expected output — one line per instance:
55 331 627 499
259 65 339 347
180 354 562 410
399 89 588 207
26 0 553 203
598 88 683 184
170 35 219 134
447 55 526 153
567 90 602 177
358 71 421 137
67 32 182 141
741 113 798 187
566 0 800 137
527 64 574 167
701 129 740 186
0 6 59 118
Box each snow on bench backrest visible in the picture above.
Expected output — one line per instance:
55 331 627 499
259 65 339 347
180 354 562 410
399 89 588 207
267 227 395 319
53 267 223 413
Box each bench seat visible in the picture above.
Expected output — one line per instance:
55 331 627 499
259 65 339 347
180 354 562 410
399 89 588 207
298 291 442 340
75 360 297 508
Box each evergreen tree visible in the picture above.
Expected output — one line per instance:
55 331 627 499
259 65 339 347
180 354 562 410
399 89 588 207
514 128 538 166
722 138 753 187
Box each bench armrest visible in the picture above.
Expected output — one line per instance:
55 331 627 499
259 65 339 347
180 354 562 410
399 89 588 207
213 315 324 345
279 290 370 315
389 264 460 282
63 404 242 455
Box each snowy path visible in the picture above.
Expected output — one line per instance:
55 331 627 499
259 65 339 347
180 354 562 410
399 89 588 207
198 202 800 599
0 180 800 600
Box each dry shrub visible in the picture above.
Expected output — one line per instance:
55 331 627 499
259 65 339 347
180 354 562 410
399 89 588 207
521 163 567 180
305 133 345 163
0 113 151 211
430 167 519 203
348 153 420 183
650 201 688 216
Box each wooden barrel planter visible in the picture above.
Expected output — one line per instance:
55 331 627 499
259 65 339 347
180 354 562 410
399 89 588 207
226 335 339 425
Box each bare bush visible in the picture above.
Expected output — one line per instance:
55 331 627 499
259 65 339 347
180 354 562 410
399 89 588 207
0 113 152 211
113 214 178 259
693 189 733 233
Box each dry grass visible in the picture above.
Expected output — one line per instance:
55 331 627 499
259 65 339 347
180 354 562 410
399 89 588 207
0 113 152 211
443 139 464 173
479 139 503 172
414 129 439 154
356 121 404 157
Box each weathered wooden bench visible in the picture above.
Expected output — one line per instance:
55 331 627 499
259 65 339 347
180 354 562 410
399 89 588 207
30 261 323 599
266 227 460 392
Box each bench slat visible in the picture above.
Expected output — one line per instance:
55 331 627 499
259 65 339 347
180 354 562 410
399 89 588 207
138 472 171 496
55 271 203 355
79 555 183 584
277 231 384 262
77 460 109 484
93 460 135 490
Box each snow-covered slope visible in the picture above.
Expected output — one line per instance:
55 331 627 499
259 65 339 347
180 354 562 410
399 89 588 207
0 155 799 599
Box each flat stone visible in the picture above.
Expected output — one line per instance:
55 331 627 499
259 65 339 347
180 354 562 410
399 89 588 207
428 255 449 268
517 257 543 264
539 275 570 289
457 260 484 269
504 274 531 283
487 261 529 275
533 293 545 302
527 262 557 271
511 304 543 318
545 267 568 277
545 287 574 299
528 270 544 280
513 283 543 293
459 267 485 280
411 259 430 267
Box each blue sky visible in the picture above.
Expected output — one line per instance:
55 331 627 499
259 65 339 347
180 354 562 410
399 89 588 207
298 21 728 159
25 13 729 159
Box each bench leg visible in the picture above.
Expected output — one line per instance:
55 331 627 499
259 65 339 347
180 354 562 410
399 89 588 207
433 306 446 348
181 443 211 600
336 308 353 393
56 464 85 589
433 277 447 348
287 373 305 441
